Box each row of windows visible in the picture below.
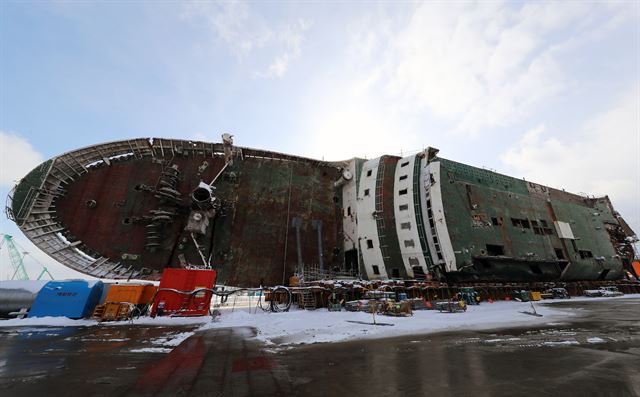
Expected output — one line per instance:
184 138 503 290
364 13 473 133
362 185 409 196
363 187 407 197
364 161 409 180
366 236 416 249
508 217 554 235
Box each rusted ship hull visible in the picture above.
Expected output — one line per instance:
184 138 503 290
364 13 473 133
7 138 637 286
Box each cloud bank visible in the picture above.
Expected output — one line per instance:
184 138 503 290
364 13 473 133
0 131 43 187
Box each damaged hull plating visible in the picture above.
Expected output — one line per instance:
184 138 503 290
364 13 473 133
6 138 637 286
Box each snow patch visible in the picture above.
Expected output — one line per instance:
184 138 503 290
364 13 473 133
151 332 195 347
0 317 97 327
197 301 571 346
587 337 606 344
129 347 173 353
542 340 580 346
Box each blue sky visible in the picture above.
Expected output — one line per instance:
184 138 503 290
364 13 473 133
1 1 638 279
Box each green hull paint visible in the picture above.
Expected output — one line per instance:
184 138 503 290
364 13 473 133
436 157 626 282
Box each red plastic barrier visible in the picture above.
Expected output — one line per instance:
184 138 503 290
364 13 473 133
151 268 217 317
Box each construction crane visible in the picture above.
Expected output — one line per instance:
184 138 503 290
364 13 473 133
0 234 54 280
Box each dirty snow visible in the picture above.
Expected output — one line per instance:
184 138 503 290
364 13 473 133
198 300 575 346
129 347 173 353
542 340 580 346
0 315 211 328
587 337 606 344
150 331 195 347
1 294 638 348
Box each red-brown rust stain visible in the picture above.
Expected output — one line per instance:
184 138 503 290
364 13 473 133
219 160 341 286
55 153 341 286
55 156 225 269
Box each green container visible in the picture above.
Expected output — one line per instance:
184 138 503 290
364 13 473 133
511 290 530 302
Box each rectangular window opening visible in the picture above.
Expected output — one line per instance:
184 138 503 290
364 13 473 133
391 268 400 278
364 189 370 196
399 175 408 181
579 250 593 259
399 189 408 195
511 218 531 229
366 169 372 177
404 239 415 248
400 161 409 167
400 222 411 230
366 239 374 249
399 204 409 211
372 265 380 275
486 244 505 256
554 248 565 260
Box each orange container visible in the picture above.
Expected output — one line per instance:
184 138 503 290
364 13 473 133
632 261 640 278
105 284 157 304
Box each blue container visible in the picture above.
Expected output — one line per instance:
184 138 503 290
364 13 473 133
28 280 104 319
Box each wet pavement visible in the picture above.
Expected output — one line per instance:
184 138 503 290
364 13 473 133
0 297 639 396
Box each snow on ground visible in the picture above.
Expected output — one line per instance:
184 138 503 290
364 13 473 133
0 316 98 327
1 294 637 349
129 347 173 353
198 300 579 346
150 331 195 347
0 314 212 328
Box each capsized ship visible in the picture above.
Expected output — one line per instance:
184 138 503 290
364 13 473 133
6 136 637 286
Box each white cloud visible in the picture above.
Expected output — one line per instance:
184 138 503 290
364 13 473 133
502 91 640 232
185 1 310 78
299 1 635 160
367 1 613 131
0 131 44 187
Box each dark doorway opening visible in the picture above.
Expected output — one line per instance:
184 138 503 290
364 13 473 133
598 269 610 280
344 249 358 273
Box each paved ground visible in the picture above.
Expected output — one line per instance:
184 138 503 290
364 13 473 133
0 298 638 396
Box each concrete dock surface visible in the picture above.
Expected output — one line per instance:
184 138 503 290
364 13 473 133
0 298 638 396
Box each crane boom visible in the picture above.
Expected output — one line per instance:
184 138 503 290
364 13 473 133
1 234 30 280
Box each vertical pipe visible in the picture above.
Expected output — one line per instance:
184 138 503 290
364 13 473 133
313 220 324 272
282 167 293 284
292 217 303 272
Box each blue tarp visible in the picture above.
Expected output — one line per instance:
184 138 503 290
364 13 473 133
28 280 104 319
